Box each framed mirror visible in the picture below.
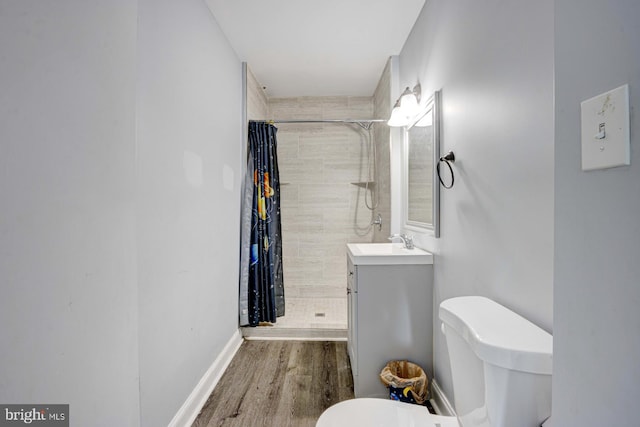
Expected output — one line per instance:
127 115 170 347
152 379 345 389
402 91 441 237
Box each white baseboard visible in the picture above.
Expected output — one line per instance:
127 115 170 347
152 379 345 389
430 378 456 417
168 329 243 427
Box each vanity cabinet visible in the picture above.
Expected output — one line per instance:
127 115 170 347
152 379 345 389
346 243 434 398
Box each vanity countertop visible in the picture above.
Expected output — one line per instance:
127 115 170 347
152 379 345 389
347 243 433 266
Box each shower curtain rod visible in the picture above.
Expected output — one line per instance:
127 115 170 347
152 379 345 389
253 119 386 123
250 118 387 130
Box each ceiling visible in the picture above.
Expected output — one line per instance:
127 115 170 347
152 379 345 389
205 0 425 98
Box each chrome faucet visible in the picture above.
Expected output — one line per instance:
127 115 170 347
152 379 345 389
388 233 414 250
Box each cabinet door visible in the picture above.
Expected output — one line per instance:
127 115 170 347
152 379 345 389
354 264 434 398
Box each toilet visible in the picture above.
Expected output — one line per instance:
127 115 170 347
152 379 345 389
316 296 552 427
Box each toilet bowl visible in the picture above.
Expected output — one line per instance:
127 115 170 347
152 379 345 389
315 398 459 427
316 296 552 427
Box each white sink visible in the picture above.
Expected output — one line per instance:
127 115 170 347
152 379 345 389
347 243 433 265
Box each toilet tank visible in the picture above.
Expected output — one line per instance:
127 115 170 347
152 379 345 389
439 296 552 427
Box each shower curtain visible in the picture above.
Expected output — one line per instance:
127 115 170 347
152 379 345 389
239 122 285 326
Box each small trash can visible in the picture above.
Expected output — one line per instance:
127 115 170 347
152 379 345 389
379 360 429 405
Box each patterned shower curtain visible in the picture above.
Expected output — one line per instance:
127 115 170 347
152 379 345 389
239 122 285 326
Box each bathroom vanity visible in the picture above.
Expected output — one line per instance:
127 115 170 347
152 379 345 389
346 243 434 398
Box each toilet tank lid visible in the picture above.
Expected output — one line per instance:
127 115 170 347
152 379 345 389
439 296 552 375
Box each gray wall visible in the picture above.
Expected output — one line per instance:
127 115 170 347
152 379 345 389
0 2 140 426
0 2 242 426
136 1 242 426
553 1 640 425
396 0 555 399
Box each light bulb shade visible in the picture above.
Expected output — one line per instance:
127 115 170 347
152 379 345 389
399 92 419 116
387 85 422 127
387 106 410 127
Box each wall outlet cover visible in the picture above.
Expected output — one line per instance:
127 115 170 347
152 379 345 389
580 84 630 171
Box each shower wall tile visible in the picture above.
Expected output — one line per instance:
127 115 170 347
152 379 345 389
282 236 299 258
246 66 269 120
322 207 354 233
302 230 347 249
279 158 323 184
326 140 362 162
349 185 376 214
269 97 300 119
348 135 370 162
269 97 323 121
322 102 352 120
278 122 325 134
323 160 362 183
372 58 393 242
276 133 300 159
244 81 390 308
299 183 351 208
348 96 375 118
324 256 347 279
281 206 318 234
349 189 378 237
309 129 362 161
285 285 345 299
284 256 323 281
347 233 374 244
298 133 331 159
321 97 350 119
373 60 392 119
279 184 299 208
276 144 299 166
297 231 328 257
297 97 324 118
269 95 377 302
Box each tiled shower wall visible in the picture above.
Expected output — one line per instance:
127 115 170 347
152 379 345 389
244 63 393 302
269 97 377 298
246 66 268 120
372 58 392 242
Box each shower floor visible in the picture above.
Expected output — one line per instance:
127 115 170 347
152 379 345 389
242 297 347 340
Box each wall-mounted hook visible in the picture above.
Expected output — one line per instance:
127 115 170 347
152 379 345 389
440 151 455 162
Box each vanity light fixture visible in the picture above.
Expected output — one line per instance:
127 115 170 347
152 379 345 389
387 84 422 127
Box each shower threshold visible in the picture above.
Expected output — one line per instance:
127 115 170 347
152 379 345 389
241 297 347 341
241 327 346 341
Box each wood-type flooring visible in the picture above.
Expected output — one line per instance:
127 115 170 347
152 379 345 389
192 340 354 427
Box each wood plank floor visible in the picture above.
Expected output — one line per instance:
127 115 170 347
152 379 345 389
193 340 354 427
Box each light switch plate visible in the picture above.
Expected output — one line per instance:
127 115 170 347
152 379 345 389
580 84 630 171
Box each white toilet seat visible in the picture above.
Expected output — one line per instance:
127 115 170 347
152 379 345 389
316 398 459 427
